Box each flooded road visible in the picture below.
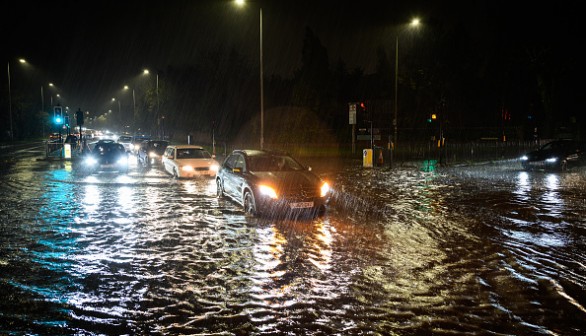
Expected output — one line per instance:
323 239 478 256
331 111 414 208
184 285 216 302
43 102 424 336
1 145 585 335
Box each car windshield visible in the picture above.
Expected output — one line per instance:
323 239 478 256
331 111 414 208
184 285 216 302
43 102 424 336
176 148 211 159
148 141 169 154
541 141 574 151
93 143 125 154
247 155 303 171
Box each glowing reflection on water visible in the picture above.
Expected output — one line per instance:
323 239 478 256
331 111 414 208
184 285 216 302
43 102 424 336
1 158 585 335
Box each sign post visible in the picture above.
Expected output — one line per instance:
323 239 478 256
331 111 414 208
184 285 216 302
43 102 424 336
349 102 356 154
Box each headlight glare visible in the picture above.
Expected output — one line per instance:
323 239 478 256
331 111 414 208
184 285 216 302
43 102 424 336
259 185 278 199
320 182 331 197
85 157 97 165
117 156 128 165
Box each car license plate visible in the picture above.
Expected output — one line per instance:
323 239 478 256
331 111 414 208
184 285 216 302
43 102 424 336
290 201 314 209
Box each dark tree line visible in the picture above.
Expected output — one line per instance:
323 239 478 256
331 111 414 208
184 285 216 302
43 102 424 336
151 17 583 149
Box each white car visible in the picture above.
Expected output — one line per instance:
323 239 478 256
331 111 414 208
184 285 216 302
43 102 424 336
162 145 219 178
117 135 133 152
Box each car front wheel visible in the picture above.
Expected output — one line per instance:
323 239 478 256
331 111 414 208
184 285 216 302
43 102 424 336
243 190 257 216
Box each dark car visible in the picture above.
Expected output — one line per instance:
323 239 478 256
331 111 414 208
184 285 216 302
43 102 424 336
216 149 331 218
520 139 586 171
117 135 133 152
137 140 169 168
82 140 129 173
131 135 151 154
48 132 61 142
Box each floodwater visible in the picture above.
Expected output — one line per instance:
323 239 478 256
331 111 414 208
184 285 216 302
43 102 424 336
1 145 585 335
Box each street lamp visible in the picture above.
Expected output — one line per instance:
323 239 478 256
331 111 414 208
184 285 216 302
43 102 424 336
143 69 160 137
111 97 121 129
7 58 26 141
124 85 136 131
234 0 264 149
392 18 420 166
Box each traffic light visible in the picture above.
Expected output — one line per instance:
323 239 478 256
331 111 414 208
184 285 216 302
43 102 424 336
359 101 369 124
76 108 84 126
427 113 437 123
53 106 63 125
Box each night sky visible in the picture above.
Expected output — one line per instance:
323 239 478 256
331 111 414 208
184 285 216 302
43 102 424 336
2 0 583 118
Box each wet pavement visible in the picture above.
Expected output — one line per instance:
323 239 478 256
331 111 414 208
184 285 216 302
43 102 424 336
0 145 585 335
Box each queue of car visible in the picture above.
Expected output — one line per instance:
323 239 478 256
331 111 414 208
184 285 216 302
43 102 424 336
67 130 586 219
73 132 333 218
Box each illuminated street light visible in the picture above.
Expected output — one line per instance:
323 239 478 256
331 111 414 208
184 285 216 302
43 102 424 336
7 58 27 141
123 85 136 130
392 18 420 167
234 0 264 149
143 69 160 137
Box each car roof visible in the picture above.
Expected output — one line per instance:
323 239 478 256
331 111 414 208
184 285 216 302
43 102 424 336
168 144 205 149
232 149 289 157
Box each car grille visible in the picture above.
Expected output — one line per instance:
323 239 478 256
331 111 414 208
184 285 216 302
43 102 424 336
282 186 318 201
194 167 210 171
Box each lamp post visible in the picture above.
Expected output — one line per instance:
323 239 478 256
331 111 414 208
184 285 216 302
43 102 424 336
235 0 264 149
156 73 160 139
142 69 160 137
111 97 121 129
392 18 420 166
123 85 136 130
7 62 12 141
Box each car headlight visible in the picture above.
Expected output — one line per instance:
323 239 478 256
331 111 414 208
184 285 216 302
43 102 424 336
84 156 97 166
259 185 278 199
134 144 140 151
320 182 331 197
520 155 528 161
149 151 158 158
181 165 194 172
545 157 558 163
117 156 128 165
210 163 219 172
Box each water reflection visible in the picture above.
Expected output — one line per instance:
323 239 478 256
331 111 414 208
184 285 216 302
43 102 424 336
1 158 585 335
510 171 568 248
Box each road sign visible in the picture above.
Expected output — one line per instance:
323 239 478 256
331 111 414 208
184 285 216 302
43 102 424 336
349 103 356 125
